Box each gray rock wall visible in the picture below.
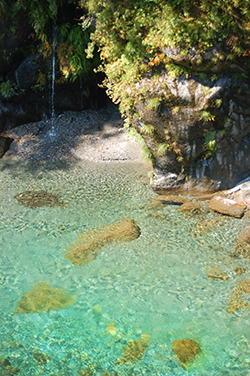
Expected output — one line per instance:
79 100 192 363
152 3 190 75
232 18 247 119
132 70 250 191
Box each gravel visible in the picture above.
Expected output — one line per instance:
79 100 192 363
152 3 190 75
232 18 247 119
3 104 143 163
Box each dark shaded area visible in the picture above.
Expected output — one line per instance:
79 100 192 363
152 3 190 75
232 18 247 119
0 136 13 158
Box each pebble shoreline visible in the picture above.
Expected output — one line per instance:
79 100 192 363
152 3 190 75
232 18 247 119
2 105 143 164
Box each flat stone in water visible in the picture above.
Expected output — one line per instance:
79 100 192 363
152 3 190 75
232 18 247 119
14 282 77 313
209 196 246 218
15 190 67 208
65 218 141 266
206 265 229 280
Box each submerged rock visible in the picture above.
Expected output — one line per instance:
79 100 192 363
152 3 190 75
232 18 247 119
78 368 93 376
172 339 201 366
32 351 49 365
234 267 246 276
150 195 189 208
209 196 246 218
116 333 150 364
237 226 250 244
14 282 77 313
177 202 203 215
230 242 250 258
0 358 20 375
194 217 230 236
15 190 67 208
65 218 141 266
105 322 118 336
227 278 250 313
230 225 250 258
205 265 229 280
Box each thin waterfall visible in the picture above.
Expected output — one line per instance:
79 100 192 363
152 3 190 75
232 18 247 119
80 77 84 111
48 29 57 139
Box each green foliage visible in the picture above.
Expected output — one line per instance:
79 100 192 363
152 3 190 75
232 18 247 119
203 130 217 158
140 124 156 137
83 0 250 118
57 24 96 81
199 110 215 122
156 142 169 156
127 126 154 164
2 0 97 82
147 97 161 110
0 80 15 98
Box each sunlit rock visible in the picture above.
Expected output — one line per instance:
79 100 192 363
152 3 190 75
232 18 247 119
178 202 203 215
172 339 201 366
15 190 67 208
209 196 246 218
14 282 77 313
227 278 250 313
105 322 118 336
65 218 141 266
116 333 150 364
206 265 229 280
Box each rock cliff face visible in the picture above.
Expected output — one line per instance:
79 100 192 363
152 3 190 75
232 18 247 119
132 47 250 191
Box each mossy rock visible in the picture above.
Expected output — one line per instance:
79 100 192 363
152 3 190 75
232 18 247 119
116 333 150 364
172 339 201 366
65 218 141 266
14 282 77 313
15 190 67 208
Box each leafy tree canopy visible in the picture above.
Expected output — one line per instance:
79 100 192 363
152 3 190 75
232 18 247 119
0 0 98 81
83 0 250 114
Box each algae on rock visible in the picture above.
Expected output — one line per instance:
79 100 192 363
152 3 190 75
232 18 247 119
172 339 201 366
116 333 150 364
14 282 77 313
65 218 141 266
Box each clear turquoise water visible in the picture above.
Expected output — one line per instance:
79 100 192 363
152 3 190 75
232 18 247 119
0 158 249 376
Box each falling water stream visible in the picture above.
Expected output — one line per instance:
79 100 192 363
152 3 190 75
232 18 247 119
0 156 249 375
48 33 57 140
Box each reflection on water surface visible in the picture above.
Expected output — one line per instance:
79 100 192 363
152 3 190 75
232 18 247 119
0 158 249 375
